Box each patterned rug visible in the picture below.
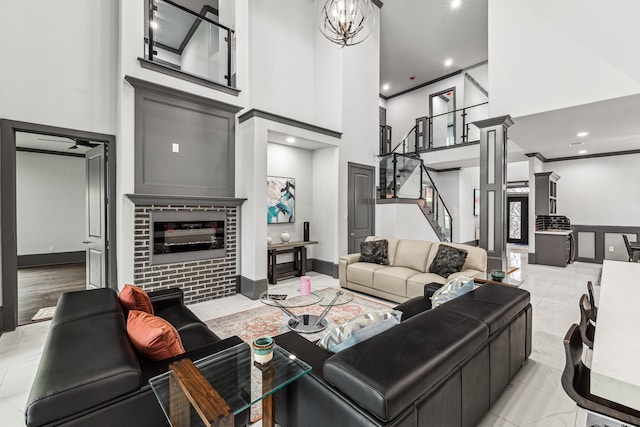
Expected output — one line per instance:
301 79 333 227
204 288 394 422
205 287 394 343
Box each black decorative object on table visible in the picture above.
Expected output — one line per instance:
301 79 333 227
303 221 310 241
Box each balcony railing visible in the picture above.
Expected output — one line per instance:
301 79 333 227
382 102 488 156
147 0 235 88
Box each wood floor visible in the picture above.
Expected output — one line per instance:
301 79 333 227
18 262 86 325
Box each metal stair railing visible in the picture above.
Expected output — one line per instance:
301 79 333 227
378 153 453 242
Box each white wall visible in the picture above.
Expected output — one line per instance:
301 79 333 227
507 161 529 182
385 63 489 147
547 154 640 226
458 166 480 243
337 8 381 258
248 0 315 123
16 152 86 255
376 204 440 242
312 146 339 262
0 1 118 133
489 0 640 118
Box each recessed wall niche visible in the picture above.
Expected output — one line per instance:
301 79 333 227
126 76 242 197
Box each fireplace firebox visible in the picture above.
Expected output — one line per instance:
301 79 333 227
150 211 226 265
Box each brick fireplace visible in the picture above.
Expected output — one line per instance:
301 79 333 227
126 194 245 304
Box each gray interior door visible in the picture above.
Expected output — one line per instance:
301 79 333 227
348 163 375 253
85 145 106 289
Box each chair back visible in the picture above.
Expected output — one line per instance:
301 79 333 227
561 324 587 404
586 281 598 322
579 294 595 349
623 235 633 261
562 325 640 424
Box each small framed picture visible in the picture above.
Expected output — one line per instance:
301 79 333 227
473 189 480 216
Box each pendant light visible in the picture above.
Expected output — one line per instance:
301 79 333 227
316 0 375 47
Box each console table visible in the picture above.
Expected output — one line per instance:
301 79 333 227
591 260 640 411
267 240 318 284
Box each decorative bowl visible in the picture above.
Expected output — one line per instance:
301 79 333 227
489 269 506 282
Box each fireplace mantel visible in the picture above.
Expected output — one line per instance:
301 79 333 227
126 194 246 206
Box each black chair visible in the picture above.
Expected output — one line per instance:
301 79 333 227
586 281 598 323
623 235 634 262
579 294 595 349
562 324 640 425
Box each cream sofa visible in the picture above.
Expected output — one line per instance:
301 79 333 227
339 236 487 303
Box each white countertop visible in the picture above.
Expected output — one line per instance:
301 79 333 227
591 260 640 410
534 230 573 235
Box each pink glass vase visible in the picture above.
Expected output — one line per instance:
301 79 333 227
300 276 311 295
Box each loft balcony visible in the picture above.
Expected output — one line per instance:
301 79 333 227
141 0 239 96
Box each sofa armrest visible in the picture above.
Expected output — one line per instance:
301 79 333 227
338 253 361 288
340 253 362 265
424 282 444 298
148 287 183 310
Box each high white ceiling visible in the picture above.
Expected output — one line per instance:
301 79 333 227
379 0 488 97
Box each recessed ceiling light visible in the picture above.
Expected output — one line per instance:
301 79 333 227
568 141 584 146
578 150 587 155
150 21 159 30
576 131 589 138
286 137 295 143
451 0 462 9
444 58 453 67
382 83 390 91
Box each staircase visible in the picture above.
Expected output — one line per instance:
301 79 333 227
378 152 452 242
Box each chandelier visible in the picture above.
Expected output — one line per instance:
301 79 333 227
316 0 375 47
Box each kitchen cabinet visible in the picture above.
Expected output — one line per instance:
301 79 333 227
535 230 574 267
535 172 560 216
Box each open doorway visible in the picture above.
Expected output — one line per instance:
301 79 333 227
15 132 99 324
0 120 116 332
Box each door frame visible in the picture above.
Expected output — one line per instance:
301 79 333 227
506 194 529 245
0 119 117 332
347 162 376 254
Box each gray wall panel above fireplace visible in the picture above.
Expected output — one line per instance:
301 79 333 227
128 76 241 197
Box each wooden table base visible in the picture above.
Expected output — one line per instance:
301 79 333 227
168 358 234 427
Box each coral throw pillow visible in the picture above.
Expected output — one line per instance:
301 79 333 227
119 284 154 314
127 310 185 362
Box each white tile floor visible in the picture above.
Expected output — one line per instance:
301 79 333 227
0 248 602 426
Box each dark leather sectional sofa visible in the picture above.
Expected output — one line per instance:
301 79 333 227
274 283 532 427
25 287 249 427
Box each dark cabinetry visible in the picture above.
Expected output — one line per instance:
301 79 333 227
535 172 560 216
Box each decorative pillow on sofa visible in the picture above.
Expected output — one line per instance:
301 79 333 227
119 284 154 314
360 240 389 264
428 245 468 278
126 310 185 362
317 309 402 353
431 277 475 309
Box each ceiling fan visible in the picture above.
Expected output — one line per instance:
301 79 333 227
37 137 99 150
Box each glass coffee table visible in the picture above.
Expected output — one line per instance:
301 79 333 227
473 270 524 287
260 289 354 334
149 342 311 427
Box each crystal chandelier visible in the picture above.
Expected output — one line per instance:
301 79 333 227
317 0 375 47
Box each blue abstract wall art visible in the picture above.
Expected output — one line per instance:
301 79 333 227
267 176 295 223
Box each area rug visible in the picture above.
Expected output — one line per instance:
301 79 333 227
31 306 56 322
205 287 394 343
204 287 394 422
